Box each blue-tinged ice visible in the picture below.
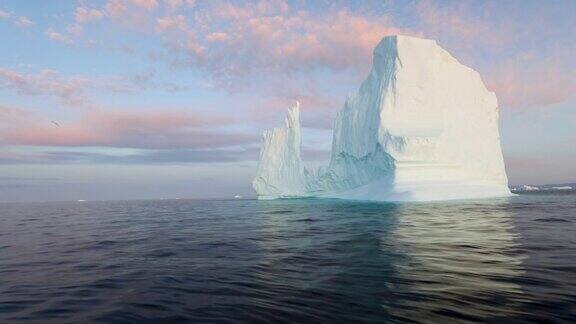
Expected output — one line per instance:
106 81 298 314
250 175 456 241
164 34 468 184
253 35 512 202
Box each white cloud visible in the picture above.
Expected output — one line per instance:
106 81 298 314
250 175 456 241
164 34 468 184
15 16 33 27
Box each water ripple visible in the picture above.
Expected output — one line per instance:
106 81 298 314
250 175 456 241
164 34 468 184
0 194 575 322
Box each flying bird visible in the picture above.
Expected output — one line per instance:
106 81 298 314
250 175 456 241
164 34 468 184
51 121 60 127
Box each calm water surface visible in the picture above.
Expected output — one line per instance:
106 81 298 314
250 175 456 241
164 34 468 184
0 193 575 323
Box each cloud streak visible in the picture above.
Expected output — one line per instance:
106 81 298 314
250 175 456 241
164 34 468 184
1 105 258 150
0 68 93 105
0 145 329 165
0 67 188 105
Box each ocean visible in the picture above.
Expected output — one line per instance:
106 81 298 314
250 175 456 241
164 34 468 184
1 192 575 323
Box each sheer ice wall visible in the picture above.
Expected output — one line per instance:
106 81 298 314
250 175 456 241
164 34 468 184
253 35 512 202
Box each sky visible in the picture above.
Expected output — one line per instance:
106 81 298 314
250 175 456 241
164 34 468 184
0 0 575 202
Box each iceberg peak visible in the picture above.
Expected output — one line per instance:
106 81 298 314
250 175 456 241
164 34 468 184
252 101 307 198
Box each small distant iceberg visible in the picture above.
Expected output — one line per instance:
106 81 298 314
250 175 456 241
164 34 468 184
253 35 512 202
551 186 572 191
510 184 574 192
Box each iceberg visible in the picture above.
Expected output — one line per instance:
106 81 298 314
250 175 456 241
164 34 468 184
551 186 572 191
253 35 513 202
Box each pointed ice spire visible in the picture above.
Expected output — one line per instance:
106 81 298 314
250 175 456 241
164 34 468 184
252 101 307 198
285 101 300 129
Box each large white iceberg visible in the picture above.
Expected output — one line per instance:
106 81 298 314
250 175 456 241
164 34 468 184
253 35 512 202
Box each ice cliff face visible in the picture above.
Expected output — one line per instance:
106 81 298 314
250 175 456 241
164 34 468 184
253 35 512 202
252 103 308 197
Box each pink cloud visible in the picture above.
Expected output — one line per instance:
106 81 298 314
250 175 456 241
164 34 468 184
132 0 158 11
206 32 229 42
416 1 496 45
0 10 10 19
102 0 157 29
161 0 194 10
45 28 72 44
74 7 104 23
0 66 191 105
0 68 92 105
412 0 533 57
0 105 30 123
1 107 256 149
167 5 416 83
0 105 30 145
486 55 576 108
164 0 183 10
105 0 127 18
67 24 83 37
157 15 186 31
62 1 414 79
15 16 33 27
0 69 33 93
185 33 205 57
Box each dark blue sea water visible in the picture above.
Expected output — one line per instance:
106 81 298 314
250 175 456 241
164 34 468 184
1 192 575 323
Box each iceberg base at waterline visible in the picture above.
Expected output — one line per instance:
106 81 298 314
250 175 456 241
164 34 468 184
252 35 513 202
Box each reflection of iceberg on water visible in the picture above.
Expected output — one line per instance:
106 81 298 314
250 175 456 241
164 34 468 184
253 35 512 202
389 200 525 321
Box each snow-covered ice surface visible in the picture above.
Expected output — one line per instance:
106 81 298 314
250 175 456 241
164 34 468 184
253 35 513 202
